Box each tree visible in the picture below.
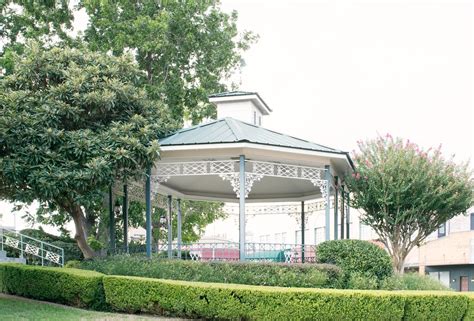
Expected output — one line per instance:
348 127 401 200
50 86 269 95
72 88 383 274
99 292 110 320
1 0 251 247
0 43 172 258
0 1 74 74
345 135 473 273
81 0 257 124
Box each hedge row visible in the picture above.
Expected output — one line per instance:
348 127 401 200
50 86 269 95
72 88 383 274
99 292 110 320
0 263 473 320
0 263 106 310
75 255 343 288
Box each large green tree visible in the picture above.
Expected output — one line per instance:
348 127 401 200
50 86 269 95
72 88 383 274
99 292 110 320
81 0 256 124
0 0 74 74
1 0 253 248
0 43 170 258
346 135 473 273
1 0 256 124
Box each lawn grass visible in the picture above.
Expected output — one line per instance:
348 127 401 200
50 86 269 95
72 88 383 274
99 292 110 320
0 294 180 321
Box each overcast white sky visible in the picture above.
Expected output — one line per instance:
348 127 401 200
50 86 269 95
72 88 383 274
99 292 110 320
222 0 473 161
1 0 473 231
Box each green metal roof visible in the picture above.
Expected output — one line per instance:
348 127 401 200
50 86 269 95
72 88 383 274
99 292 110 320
160 117 345 154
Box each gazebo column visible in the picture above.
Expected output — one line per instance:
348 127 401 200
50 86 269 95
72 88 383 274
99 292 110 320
301 200 305 263
334 176 339 240
122 184 129 254
108 185 115 252
177 198 182 259
324 165 331 241
239 155 246 261
167 195 173 259
346 191 351 239
341 184 345 239
145 168 152 259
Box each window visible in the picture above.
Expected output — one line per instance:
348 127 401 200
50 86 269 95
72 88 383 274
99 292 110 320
438 223 446 237
253 111 257 125
258 116 262 126
295 229 309 244
428 271 450 287
274 232 288 244
314 227 326 245
470 213 474 230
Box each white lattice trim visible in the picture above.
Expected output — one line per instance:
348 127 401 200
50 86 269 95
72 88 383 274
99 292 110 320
25 244 40 255
45 251 61 264
4 236 19 249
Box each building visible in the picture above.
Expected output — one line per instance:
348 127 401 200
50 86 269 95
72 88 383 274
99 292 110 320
404 210 474 291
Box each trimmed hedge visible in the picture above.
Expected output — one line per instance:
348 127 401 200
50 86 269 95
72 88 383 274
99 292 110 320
77 255 342 288
316 240 393 282
0 263 106 310
103 275 470 321
1 263 472 320
103 276 405 320
465 294 474 321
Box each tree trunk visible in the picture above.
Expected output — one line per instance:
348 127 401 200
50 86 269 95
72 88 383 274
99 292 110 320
391 247 407 274
68 204 96 259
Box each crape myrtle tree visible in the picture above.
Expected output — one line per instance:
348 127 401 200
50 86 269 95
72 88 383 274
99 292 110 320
0 43 175 258
345 135 473 273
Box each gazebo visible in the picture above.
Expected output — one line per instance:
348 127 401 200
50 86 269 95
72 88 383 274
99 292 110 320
113 92 354 261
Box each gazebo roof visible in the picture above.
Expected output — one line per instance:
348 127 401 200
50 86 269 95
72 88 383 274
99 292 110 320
160 117 345 155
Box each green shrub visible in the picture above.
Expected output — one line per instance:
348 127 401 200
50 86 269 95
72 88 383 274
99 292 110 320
103 275 407 320
380 273 450 291
316 240 393 283
103 275 469 320
0 263 106 310
0 263 470 320
464 294 474 321
78 255 342 288
347 272 379 290
402 292 468 321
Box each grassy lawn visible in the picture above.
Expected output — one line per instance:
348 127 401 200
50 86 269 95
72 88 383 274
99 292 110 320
0 294 181 321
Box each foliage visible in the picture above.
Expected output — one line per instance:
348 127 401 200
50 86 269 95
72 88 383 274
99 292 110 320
1 263 472 320
465 294 474 321
379 273 450 291
1 0 246 246
103 275 470 320
0 1 74 74
316 240 393 284
77 255 342 288
0 43 169 258
87 235 104 252
0 263 106 310
103 276 403 320
347 272 379 290
346 135 474 273
81 0 257 124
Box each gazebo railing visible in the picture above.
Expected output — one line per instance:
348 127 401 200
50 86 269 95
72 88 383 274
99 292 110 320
150 242 317 263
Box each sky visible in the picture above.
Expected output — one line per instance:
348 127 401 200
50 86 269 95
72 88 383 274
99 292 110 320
221 0 473 161
1 0 473 231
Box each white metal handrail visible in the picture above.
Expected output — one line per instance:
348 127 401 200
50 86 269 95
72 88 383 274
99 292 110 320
0 227 64 267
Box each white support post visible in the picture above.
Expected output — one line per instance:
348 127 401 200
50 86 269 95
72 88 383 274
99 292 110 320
167 195 173 259
324 165 331 241
239 155 246 261
177 198 182 259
